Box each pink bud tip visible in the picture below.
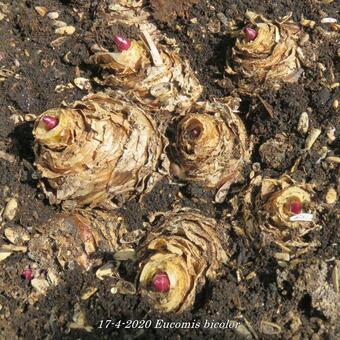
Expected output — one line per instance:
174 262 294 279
244 27 257 41
42 115 59 130
152 272 170 293
289 200 302 215
114 35 132 52
22 267 33 281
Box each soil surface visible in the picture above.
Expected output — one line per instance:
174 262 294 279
0 0 339 339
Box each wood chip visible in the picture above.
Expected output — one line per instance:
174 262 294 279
274 253 290 262
140 30 163 67
55 26 75 35
305 128 321 150
325 187 337 204
96 263 115 280
1 244 27 252
2 198 18 222
258 95 274 118
74 77 91 91
31 278 50 294
326 156 340 163
332 262 339 293
34 6 48 17
0 250 12 262
81 287 98 300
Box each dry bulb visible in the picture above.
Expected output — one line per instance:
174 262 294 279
242 175 318 252
28 209 124 271
226 11 307 93
33 92 165 209
168 97 250 202
137 209 228 313
90 34 202 112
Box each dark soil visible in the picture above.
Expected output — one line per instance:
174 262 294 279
0 0 339 339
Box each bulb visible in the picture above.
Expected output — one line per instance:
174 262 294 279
244 27 257 41
42 115 59 130
152 272 170 293
114 35 132 52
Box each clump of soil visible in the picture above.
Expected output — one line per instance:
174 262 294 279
150 0 198 26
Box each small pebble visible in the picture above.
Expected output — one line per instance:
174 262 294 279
52 20 67 28
74 77 91 91
297 112 309 134
47 12 59 20
31 278 50 294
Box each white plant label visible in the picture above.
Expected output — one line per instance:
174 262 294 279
290 213 314 222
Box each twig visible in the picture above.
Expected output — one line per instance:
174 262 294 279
140 30 163 67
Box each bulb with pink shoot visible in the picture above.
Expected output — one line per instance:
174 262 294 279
244 27 257 41
114 35 132 52
152 272 170 293
42 115 59 130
